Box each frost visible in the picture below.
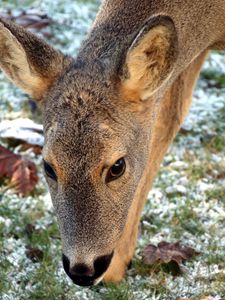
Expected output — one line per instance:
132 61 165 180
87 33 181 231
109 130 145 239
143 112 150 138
0 216 11 227
0 119 44 146
165 185 187 195
197 180 215 193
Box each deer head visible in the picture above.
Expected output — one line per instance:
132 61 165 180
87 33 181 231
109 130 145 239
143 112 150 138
0 15 178 286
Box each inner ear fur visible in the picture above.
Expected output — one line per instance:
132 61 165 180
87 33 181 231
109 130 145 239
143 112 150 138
121 15 178 101
0 18 72 100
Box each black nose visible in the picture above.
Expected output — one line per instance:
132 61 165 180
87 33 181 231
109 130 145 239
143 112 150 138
62 252 113 286
70 263 94 277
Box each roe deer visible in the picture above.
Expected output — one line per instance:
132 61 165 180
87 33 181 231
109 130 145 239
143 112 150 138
0 0 225 287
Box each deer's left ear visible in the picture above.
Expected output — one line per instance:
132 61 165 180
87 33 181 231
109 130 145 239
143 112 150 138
120 16 178 101
0 18 72 100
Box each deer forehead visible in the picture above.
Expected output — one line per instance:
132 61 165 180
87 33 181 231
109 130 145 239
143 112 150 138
42 115 133 186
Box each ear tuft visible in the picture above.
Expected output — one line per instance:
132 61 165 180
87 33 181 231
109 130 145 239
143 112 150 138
121 16 178 101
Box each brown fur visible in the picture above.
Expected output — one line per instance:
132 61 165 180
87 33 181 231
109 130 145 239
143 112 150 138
0 18 72 99
104 50 208 282
0 0 225 286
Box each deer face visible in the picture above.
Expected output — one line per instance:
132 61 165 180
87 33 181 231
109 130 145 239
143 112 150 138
41 70 150 285
0 15 177 286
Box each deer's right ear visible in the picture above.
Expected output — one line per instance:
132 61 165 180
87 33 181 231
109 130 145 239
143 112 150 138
120 16 178 101
0 18 72 100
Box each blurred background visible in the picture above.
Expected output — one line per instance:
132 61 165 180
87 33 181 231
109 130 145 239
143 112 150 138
0 1 224 299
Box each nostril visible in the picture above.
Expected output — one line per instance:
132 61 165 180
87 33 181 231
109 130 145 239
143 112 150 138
62 252 113 286
70 263 94 277
62 254 70 275
94 251 114 278
62 254 94 277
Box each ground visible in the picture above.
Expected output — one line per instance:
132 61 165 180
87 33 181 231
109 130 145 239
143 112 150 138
0 1 224 299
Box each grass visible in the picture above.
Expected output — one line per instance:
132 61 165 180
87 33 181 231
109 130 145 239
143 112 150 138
206 186 225 202
0 1 225 299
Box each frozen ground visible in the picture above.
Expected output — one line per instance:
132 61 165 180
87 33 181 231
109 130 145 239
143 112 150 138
0 1 224 299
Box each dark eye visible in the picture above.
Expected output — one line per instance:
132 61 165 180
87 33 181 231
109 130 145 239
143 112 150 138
106 158 126 183
43 160 57 181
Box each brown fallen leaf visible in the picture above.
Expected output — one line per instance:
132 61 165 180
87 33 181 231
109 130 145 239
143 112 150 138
0 145 38 195
142 241 199 271
20 144 42 155
25 245 44 263
0 9 52 37
25 223 36 238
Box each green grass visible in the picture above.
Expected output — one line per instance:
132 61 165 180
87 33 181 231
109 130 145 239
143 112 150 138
206 186 225 203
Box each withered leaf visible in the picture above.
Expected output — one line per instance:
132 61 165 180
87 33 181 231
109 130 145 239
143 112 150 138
0 145 38 195
25 246 44 263
0 9 52 37
0 145 18 177
25 223 36 238
142 241 199 270
20 144 42 155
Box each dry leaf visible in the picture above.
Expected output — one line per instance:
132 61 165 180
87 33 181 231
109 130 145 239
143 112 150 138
25 223 36 238
0 145 20 177
142 241 199 270
20 144 42 155
0 145 38 195
25 246 44 263
0 9 52 37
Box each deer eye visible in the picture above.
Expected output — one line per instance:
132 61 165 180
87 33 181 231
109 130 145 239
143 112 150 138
106 158 126 183
43 160 57 181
